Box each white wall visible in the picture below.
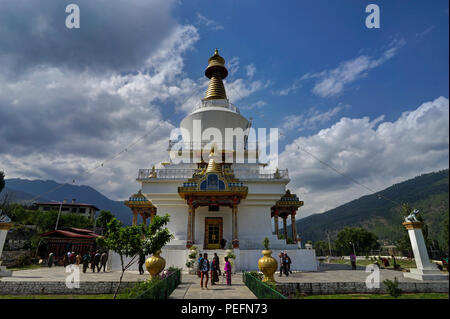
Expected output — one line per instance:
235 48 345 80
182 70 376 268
110 248 318 272
236 249 318 272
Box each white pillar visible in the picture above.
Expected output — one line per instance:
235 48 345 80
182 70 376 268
402 222 447 281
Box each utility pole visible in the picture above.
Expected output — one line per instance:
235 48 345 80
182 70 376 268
55 202 63 230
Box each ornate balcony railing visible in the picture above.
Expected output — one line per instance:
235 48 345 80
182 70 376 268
191 99 241 114
137 168 289 181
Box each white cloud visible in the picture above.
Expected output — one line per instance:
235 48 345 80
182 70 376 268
282 104 349 132
278 38 406 98
311 38 405 97
196 13 224 30
0 21 200 200
279 96 449 218
245 64 256 78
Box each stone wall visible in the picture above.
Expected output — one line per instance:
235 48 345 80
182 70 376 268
1 250 30 267
0 281 136 295
276 281 449 296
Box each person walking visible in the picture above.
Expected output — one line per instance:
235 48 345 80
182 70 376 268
100 251 108 272
90 251 96 272
93 250 101 272
62 253 69 267
224 256 231 286
197 253 203 278
278 252 285 277
284 251 292 274
350 253 357 270
211 253 220 285
75 253 82 266
47 252 54 268
200 253 210 289
82 252 91 273
138 253 146 275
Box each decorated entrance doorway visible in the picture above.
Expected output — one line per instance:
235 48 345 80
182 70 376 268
204 217 222 249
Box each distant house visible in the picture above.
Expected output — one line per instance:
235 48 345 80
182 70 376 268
39 227 101 260
35 199 99 221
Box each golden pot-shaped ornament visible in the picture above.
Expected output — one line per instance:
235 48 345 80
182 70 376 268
257 250 277 283
145 250 166 279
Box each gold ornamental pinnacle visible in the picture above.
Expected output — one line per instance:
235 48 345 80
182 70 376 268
204 49 228 100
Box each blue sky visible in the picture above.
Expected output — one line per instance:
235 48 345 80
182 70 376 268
0 0 448 217
170 0 449 146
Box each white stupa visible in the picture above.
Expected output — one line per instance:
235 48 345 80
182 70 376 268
112 49 317 272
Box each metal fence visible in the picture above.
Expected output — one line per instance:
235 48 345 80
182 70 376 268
242 272 287 299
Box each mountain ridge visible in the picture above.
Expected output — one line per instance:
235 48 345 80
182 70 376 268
2 178 132 225
290 169 449 244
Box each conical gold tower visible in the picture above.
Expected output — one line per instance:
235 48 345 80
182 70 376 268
205 146 221 174
204 49 228 100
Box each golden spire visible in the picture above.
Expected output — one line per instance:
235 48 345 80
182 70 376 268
204 49 228 100
205 146 221 174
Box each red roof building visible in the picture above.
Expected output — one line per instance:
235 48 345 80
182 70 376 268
39 227 101 260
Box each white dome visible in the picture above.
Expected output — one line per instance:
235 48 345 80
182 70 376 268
180 99 251 150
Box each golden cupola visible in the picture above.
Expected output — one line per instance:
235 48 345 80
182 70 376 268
204 49 228 100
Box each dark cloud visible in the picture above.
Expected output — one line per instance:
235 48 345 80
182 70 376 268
0 0 176 74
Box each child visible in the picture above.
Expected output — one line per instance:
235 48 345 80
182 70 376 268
224 257 231 286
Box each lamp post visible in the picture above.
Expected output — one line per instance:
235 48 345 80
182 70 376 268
349 242 356 256
55 202 63 230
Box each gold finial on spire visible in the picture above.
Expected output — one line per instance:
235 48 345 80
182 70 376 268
204 49 228 100
205 145 221 174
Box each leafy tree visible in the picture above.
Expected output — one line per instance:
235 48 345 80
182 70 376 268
314 240 332 256
96 210 114 230
335 227 379 255
97 214 173 299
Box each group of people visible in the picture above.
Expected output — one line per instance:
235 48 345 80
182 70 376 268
278 251 293 276
197 253 232 289
46 250 108 273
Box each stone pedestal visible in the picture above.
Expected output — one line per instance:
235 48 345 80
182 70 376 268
0 222 13 277
402 222 447 281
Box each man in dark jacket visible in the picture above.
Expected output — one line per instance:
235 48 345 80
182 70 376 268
285 252 292 274
138 254 146 275
93 251 101 272
82 252 91 273
100 252 108 272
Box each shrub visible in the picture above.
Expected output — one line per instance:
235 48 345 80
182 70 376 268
248 271 263 281
185 260 194 268
262 237 270 250
383 277 402 297
13 255 32 268
226 252 236 260
188 250 197 259
124 268 181 299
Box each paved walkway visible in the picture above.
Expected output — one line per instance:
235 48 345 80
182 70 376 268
170 273 257 299
2 264 446 298
275 263 449 283
1 266 147 282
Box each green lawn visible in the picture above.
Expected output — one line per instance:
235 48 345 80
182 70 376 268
327 258 417 269
0 294 115 299
296 293 449 299
7 264 43 271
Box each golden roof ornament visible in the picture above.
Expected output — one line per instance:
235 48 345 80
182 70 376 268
205 145 221 174
204 48 228 100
